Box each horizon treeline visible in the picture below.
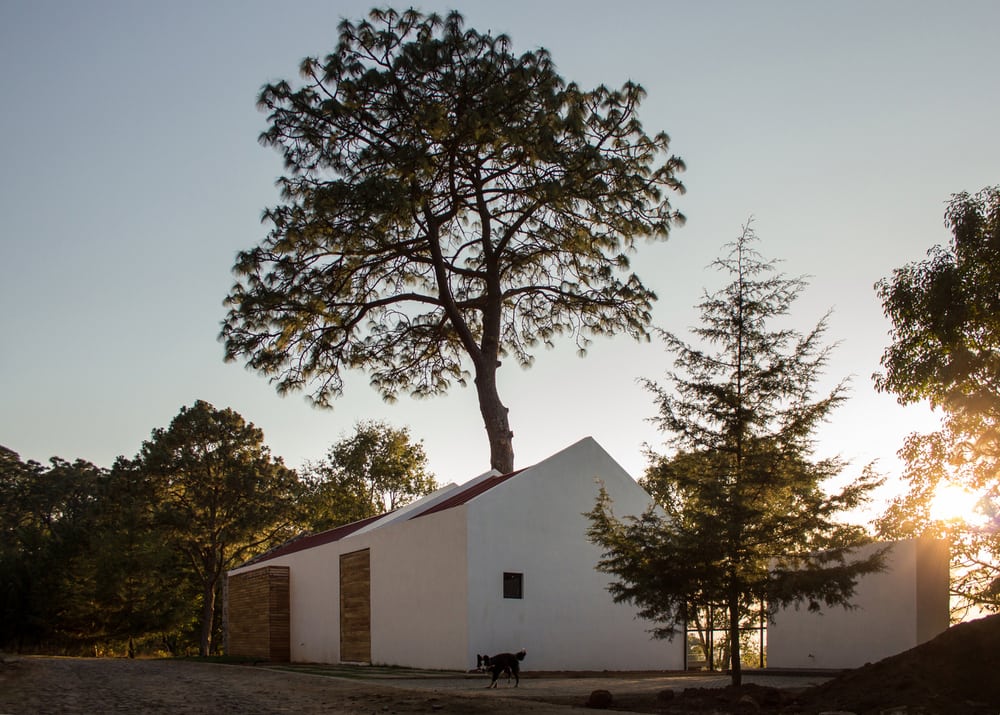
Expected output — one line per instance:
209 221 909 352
0 404 435 656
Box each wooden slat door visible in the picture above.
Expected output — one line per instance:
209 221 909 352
339 548 371 663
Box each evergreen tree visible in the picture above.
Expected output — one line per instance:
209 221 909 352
89 457 192 656
138 400 301 656
0 447 106 652
0 446 47 650
587 225 884 685
222 8 685 473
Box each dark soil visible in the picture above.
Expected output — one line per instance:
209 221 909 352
788 613 1000 714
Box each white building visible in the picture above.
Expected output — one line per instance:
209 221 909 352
226 437 685 671
225 437 950 672
767 537 950 670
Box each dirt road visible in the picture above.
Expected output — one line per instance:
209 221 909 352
6 616 1000 714
0 657 582 715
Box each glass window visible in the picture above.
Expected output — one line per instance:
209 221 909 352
503 572 523 599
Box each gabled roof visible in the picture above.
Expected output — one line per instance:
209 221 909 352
236 464 528 568
409 469 524 520
246 513 386 564
349 479 467 535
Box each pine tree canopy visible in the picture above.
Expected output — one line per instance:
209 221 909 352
221 8 685 473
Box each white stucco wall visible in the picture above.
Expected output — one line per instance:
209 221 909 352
227 486 471 664
228 442 949 673
767 538 950 669
465 437 684 671
229 542 342 663
227 437 688 670
365 506 469 669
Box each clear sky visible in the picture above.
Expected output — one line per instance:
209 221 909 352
1 1 997 509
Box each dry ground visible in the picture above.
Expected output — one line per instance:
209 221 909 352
0 657 827 714
2 615 999 715
0 657 575 715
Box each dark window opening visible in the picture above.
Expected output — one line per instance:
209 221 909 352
503 572 523 599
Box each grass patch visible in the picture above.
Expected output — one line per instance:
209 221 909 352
263 662 473 680
176 655 262 665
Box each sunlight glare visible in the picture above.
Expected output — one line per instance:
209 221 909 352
930 483 983 524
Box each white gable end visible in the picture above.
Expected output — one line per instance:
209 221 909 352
464 437 681 670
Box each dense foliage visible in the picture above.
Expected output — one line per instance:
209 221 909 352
875 186 1000 614
587 226 884 685
222 7 685 473
0 405 431 656
136 401 301 656
301 421 437 530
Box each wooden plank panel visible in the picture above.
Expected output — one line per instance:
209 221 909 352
267 566 290 662
340 548 371 663
226 565 290 661
227 568 269 658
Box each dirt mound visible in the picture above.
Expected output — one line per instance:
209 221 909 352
789 613 1000 714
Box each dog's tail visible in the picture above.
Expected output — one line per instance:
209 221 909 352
516 649 526 661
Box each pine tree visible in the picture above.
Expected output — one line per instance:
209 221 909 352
587 224 884 685
138 400 301 656
222 8 685 473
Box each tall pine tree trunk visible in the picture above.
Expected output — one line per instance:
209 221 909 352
475 364 514 473
474 283 514 474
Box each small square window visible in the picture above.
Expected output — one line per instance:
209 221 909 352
503 572 523 599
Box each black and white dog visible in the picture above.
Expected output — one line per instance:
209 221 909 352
476 649 526 688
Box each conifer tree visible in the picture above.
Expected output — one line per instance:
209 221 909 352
587 225 884 685
138 400 300 656
222 8 685 473
90 457 192 656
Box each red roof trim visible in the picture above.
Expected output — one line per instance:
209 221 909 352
242 468 527 565
248 512 387 564
410 469 524 520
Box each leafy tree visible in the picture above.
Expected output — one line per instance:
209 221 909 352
587 226 884 686
0 447 106 652
874 186 1000 422
88 457 192 656
302 420 437 530
32 457 107 646
874 427 1000 617
137 400 301 656
222 7 685 473
874 186 1000 613
0 446 44 650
